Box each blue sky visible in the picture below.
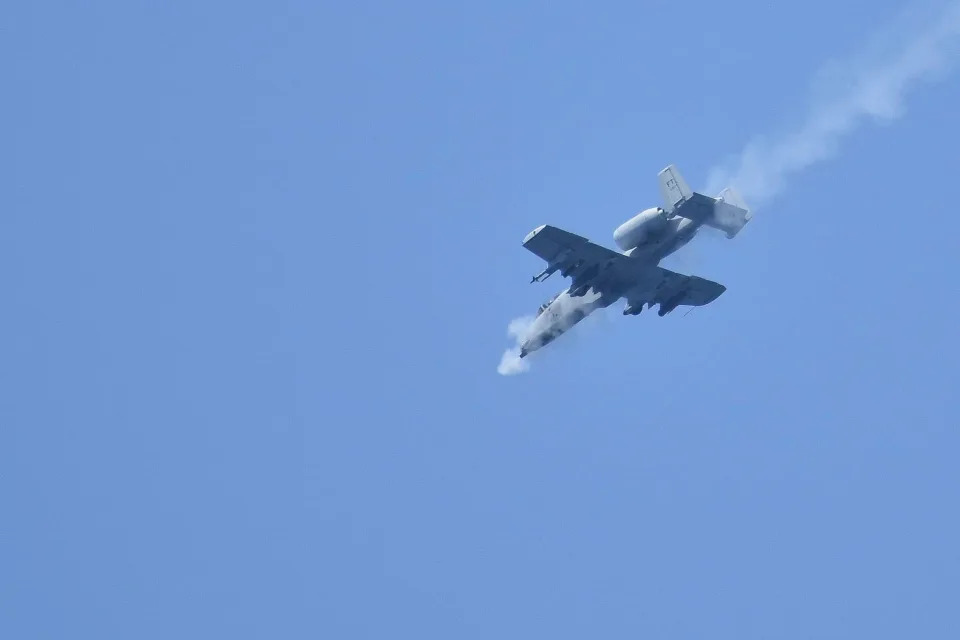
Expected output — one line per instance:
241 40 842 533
5 1 960 638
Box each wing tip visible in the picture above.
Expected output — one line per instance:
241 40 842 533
523 225 547 244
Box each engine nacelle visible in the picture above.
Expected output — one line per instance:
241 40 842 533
613 207 668 251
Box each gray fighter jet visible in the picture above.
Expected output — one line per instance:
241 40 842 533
518 165 751 358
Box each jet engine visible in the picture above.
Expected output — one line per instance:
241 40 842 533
613 207 668 251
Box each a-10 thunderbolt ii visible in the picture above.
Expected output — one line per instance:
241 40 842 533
518 165 751 358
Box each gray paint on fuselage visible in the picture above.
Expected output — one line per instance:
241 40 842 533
520 216 706 357
519 166 751 358
520 289 613 357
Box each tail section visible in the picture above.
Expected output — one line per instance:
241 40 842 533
712 186 752 238
657 165 752 239
658 165 692 211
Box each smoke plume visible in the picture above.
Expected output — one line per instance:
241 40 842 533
498 2 960 374
706 1 960 208
497 315 536 376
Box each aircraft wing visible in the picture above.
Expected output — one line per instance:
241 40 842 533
522 224 726 308
522 224 638 292
522 224 623 270
640 267 727 307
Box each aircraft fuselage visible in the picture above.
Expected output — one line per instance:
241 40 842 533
516 164 751 359
519 214 702 358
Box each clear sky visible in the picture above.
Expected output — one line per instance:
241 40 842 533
5 1 960 638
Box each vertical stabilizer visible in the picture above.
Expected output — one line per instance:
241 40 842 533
658 165 692 212
656 166 752 238
712 187 752 238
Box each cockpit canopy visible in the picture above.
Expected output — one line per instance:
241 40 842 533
536 293 559 316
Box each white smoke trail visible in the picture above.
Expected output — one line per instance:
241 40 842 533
498 3 960 374
706 1 960 208
497 315 536 375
